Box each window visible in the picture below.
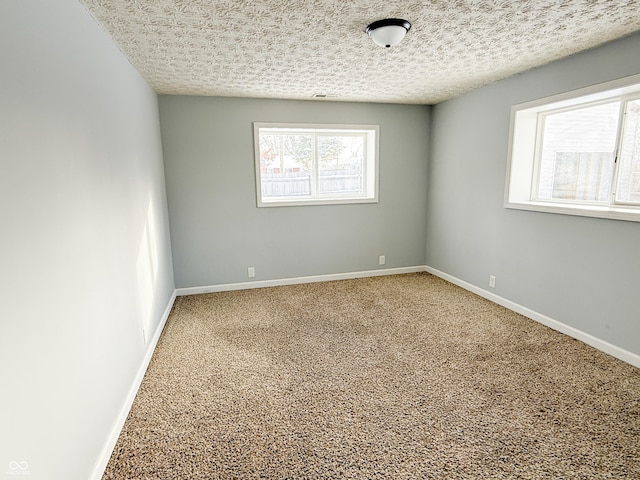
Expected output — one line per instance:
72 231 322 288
254 123 378 207
505 74 640 222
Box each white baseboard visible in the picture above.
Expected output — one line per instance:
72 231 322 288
90 290 177 480
175 266 428 296
425 266 640 369
177 266 639 368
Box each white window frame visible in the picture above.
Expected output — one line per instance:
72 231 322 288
505 73 640 222
254 123 379 207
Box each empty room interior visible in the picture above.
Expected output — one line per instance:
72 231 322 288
2 1 640 479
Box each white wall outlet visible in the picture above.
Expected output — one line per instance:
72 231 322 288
489 275 496 288
379 255 386 265
248 267 255 278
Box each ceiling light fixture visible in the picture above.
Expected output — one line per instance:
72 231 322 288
365 18 411 48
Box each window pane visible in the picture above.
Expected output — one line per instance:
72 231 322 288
254 123 378 207
537 102 619 202
551 152 613 200
259 134 312 198
616 99 640 204
317 136 364 194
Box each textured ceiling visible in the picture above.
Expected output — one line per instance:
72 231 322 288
80 0 640 104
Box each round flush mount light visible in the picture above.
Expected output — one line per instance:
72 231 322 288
365 18 411 48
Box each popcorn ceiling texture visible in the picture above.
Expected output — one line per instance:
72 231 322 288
80 0 640 104
102 274 640 479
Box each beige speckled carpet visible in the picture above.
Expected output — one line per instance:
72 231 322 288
103 273 640 479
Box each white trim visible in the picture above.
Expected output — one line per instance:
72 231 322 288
504 200 640 222
424 266 640 369
90 290 177 480
257 197 379 208
176 266 427 296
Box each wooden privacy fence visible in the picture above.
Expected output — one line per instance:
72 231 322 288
262 171 363 197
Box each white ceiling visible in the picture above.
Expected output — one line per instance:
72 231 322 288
80 0 640 105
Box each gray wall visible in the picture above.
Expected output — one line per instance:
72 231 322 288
0 1 174 479
160 96 430 288
426 32 640 356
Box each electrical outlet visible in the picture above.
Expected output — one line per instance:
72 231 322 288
379 255 386 265
248 267 255 278
489 275 496 288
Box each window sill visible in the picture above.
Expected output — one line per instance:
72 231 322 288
258 197 378 208
505 200 640 223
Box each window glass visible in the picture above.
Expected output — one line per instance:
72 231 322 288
260 134 312 198
254 124 378 207
317 135 364 195
537 102 619 203
616 98 640 204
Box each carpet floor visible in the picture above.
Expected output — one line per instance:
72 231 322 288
103 273 640 479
